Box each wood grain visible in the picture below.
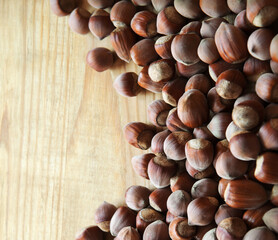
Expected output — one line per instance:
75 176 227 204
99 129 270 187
0 1 160 239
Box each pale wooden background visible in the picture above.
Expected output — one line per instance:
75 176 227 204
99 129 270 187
0 1 160 239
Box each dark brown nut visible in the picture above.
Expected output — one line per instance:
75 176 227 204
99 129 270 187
131 11 157 38
199 0 230 17
258 119 278 151
130 39 159 67
229 132 261 161
216 69 246 100
191 178 219 199
114 227 140 240
200 17 227 38
207 88 234 114
110 26 136 63
149 187 172 212
86 48 114 72
170 171 195 193
143 220 170 240
265 103 278 120
247 28 275 61
157 6 186 35
243 226 277 240
162 78 187 107
169 217 197 240
185 160 215 180
87 0 114 9
123 122 156 150
148 100 172 127
177 89 209 129
214 140 229 165
113 72 141 97
166 108 191 132
68 8 90 34
243 56 272 82
167 190 191 217
194 222 217 240
193 126 217 143
223 179 268 209
125 185 151 211
243 202 274 228
218 178 231 199
110 206 136 236
207 112 232 140
89 9 115 40
215 204 244 225
246 0 278 27
197 38 220 64
234 10 257 34
227 0 246 14
50 0 77 17
174 0 203 19
171 33 201 66
216 217 247 240
151 130 171 155
136 208 164 234
271 185 278 206
95 202 117 232
151 0 173 12
270 34 278 62
132 0 151 6
263 208 278 234
154 35 174 60
110 1 137 28
187 197 219 226
177 61 208 78
255 73 278 103
147 156 178 188
164 131 193 161
148 59 175 83
255 151 278 184
180 21 202 35
215 22 248 64
138 66 166 93
75 226 104 240
131 153 155 179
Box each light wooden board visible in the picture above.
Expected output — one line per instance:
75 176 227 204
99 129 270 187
0 1 160 239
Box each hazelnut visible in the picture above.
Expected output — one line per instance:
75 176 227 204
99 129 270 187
193 126 217 143
148 59 175 83
143 220 170 240
271 60 278 74
154 35 175 59
187 197 219 226
197 38 220 64
147 100 172 127
110 206 136 236
191 178 219 199
157 6 186 35
169 217 197 240
215 204 244 225
87 0 114 9
147 156 178 188
163 131 193 161
185 160 215 180
88 9 115 40
199 0 230 17
149 187 172 212
216 217 247 240
151 130 171 155
180 21 202 35
86 48 114 72
202 228 217 240
166 211 176 224
131 0 151 6
207 88 234 114
200 17 227 38
214 140 229 165
234 92 264 106
151 0 173 12
207 112 232 140
234 10 257 33
194 222 217 240
177 61 208 78
123 122 156 150
271 185 278 206
265 103 278 120
130 39 159 67
167 190 191 217
166 108 192 132
255 73 278 103
263 208 278 234
170 171 195 193
75 226 104 240
258 119 278 151
113 72 141 97
110 1 137 28
270 34 278 62
68 8 90 35
114 227 140 240
95 201 117 232
50 0 76 17
224 179 268 209
174 0 203 19
131 11 157 38
227 0 246 14
131 153 155 179
218 178 231 199
243 226 276 240
215 22 248 64
125 185 151 211
225 121 245 142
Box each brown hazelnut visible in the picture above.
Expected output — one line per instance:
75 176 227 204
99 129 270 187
89 9 115 40
87 0 114 9
271 60 278 74
263 208 278 234
265 103 278 120
258 119 278 151
154 35 175 59
131 11 157 38
125 185 151 211
214 140 229 165
194 222 217 240
193 126 217 143
167 190 191 217
202 228 217 240
110 1 137 28
75 226 104 240
164 131 193 161
197 38 220 64
234 92 264 106
147 156 178 188
149 187 172 212
271 185 278 206
148 59 175 83
123 122 156 150
143 220 170 240
215 204 244 225
166 211 176 224
50 0 76 17
114 227 140 240
255 73 278 103
132 0 151 6
225 121 245 142
169 217 197 240
185 160 215 180
174 0 203 19
113 72 141 97
131 153 155 179
218 178 231 199
180 21 202 35
191 178 219 199
147 100 172 127
207 88 234 114
187 197 219 226
177 61 208 78
68 8 90 35
270 34 278 62
151 130 171 155
227 0 246 14
151 0 173 12
243 226 277 240
95 201 117 232
199 0 230 17
166 108 192 132
234 10 257 34
86 48 114 72
170 171 195 193
207 112 232 140
200 17 228 38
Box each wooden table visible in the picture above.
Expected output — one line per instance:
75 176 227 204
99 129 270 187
0 1 159 239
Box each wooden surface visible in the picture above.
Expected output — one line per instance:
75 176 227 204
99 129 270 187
0 1 160 239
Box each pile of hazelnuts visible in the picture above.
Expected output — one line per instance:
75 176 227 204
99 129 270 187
50 0 278 239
